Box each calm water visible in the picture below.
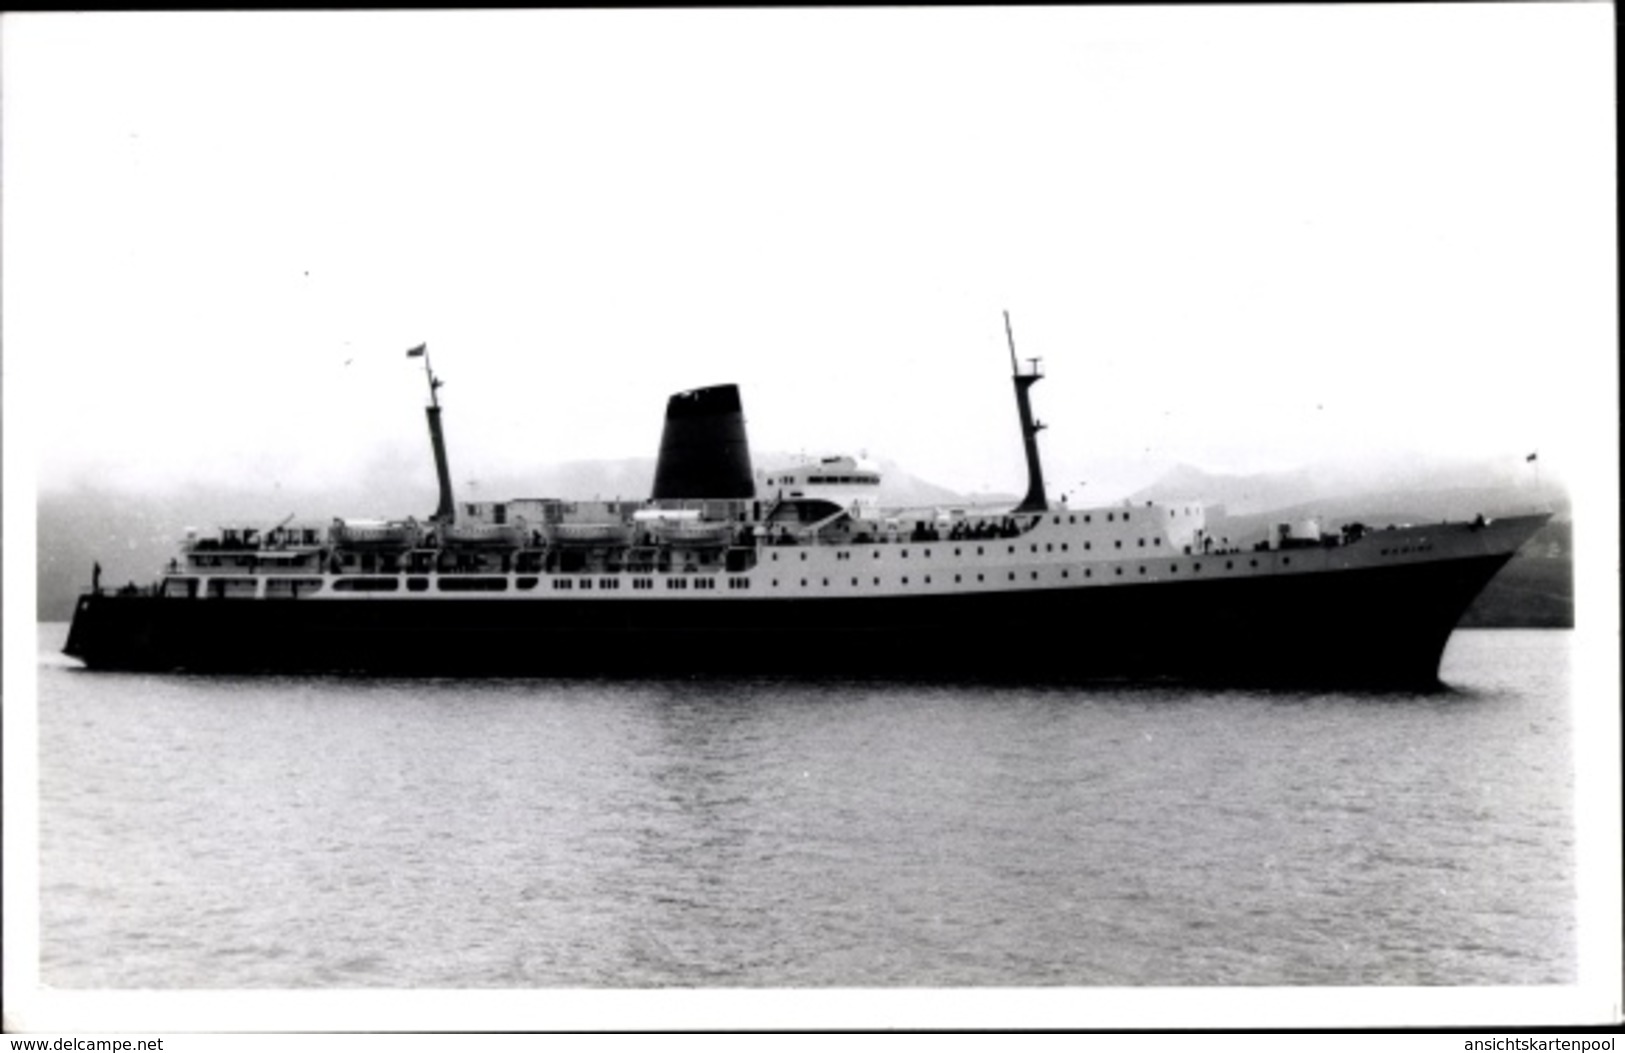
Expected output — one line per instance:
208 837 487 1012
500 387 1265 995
34 624 1574 987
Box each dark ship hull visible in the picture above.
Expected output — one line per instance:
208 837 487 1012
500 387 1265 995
64 528 1537 687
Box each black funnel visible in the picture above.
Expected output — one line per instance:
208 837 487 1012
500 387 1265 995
650 384 756 500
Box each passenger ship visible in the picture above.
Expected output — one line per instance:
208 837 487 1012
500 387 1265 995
64 326 1548 685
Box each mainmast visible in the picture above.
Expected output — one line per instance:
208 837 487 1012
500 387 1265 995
1004 311 1049 514
409 343 457 524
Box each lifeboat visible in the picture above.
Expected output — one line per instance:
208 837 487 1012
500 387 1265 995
648 519 734 548
547 522 633 547
329 518 419 549
442 522 526 548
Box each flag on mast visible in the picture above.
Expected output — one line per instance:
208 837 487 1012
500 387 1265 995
407 344 426 358
1526 452 1538 463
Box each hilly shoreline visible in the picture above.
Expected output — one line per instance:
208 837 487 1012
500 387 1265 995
37 456 1570 627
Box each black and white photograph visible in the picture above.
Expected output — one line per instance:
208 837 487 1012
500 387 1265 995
3 6 1619 1034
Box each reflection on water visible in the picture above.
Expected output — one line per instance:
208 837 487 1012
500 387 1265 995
35 625 1573 987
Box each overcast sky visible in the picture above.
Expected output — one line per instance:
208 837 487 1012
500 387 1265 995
4 7 1615 504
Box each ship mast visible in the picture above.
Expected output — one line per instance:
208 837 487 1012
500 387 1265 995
410 344 457 524
1004 311 1049 514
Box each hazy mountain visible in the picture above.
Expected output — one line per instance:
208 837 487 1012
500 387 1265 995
35 453 970 620
37 453 1571 627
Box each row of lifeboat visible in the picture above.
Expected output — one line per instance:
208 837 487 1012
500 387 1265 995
323 515 738 551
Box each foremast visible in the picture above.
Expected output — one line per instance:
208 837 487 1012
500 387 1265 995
410 343 457 524
1005 311 1049 514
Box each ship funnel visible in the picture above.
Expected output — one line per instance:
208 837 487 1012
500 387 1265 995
650 384 756 500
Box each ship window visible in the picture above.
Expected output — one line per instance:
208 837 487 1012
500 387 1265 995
1107 513 1114 522
902 550 908 558
773 579 779 587
874 551 881 559
1193 564 1201 573
1250 559 1259 568
553 579 570 590
1114 540 1122 549
1115 567 1123 576
1008 572 1016 581
408 577 431 592
1031 544 1038 553
1031 571 1039 580
439 577 506 592
265 577 324 599
1138 538 1145 547
954 548 961 556
600 578 616 589
902 577 909 585
1084 515 1091 523
924 549 931 558
977 547 984 556
874 577 881 585
823 578 829 586
801 579 807 586
1008 545 1015 554
1085 542 1091 551
1171 565 1178 573
1139 566 1146 574
1283 557 1291 566
1046 543 1053 552
1061 543 1069 552
1062 570 1069 578
1124 513 1131 522
924 576 931 584
852 578 859 586
580 580 593 590
332 577 398 593
954 574 962 583
800 553 807 561
1084 569 1091 578
771 553 778 561
1226 561 1233 570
